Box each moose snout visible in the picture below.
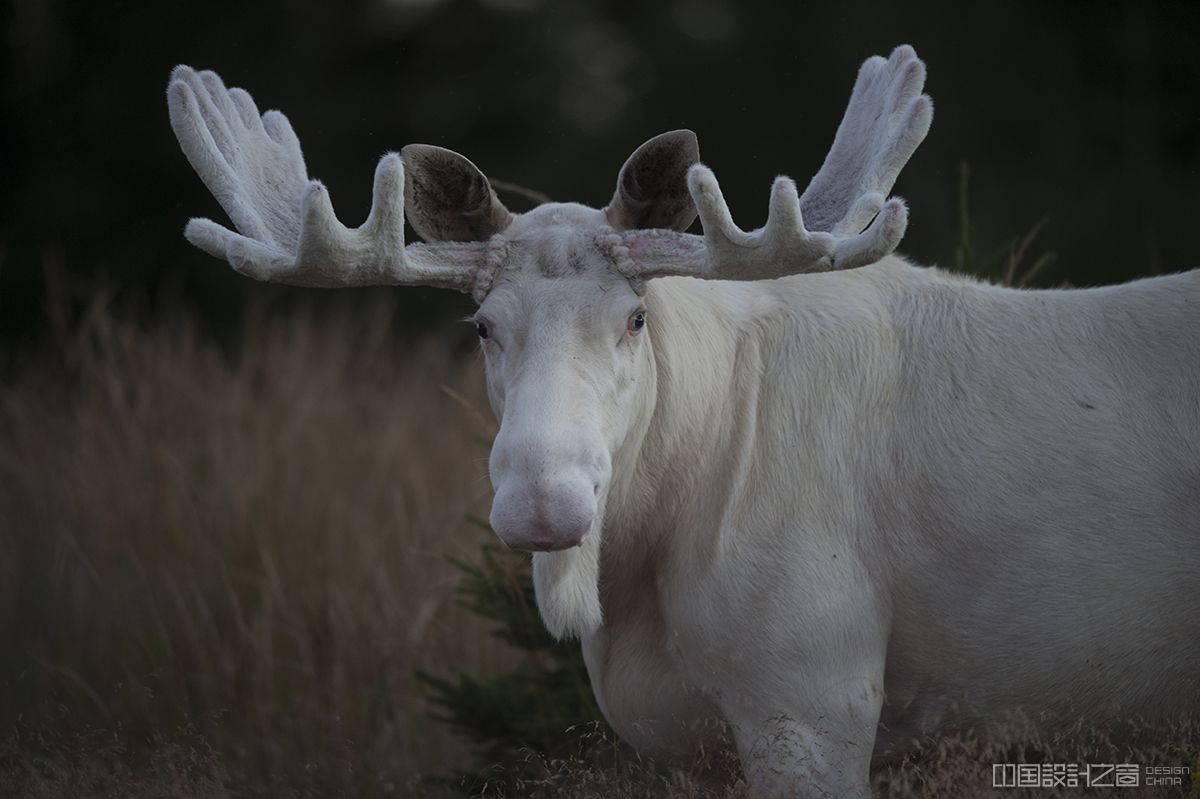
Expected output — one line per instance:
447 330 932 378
487 397 611 552
489 479 597 551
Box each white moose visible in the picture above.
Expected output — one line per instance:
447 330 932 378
168 46 1200 797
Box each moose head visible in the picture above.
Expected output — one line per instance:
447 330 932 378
167 46 931 637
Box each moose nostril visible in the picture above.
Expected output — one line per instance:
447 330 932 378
489 475 598 552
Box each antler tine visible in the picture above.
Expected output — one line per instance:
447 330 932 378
689 166 832 278
613 45 930 284
800 45 933 236
613 161 910 282
168 66 486 292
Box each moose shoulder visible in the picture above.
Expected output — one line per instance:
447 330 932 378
168 46 1200 798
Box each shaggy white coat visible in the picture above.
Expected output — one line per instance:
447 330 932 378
480 215 1200 796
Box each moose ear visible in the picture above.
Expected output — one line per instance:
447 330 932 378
605 130 700 232
400 144 513 242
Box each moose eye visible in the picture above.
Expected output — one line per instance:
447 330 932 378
475 321 490 340
627 311 646 334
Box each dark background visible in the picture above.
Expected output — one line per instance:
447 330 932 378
3 0 1199 355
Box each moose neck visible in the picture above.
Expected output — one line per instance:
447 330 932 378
543 263 914 640
607 277 772 553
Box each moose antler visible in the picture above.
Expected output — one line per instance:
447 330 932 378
167 66 489 291
611 45 932 281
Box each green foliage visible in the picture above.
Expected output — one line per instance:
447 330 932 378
954 161 1057 286
953 161 980 275
1182 747 1200 799
417 521 632 793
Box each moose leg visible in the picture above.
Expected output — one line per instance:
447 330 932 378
724 680 882 799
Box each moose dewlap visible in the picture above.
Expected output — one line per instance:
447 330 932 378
168 46 1200 798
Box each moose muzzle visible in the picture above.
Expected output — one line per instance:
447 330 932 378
488 419 608 552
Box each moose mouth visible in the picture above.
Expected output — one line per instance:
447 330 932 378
515 531 588 553
489 479 598 553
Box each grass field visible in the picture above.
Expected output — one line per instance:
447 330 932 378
0 296 513 796
0 295 1195 797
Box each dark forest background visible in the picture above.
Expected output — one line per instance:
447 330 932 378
3 0 1199 359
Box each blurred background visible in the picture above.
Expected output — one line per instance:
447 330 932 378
1 0 1198 796
4 0 1200 353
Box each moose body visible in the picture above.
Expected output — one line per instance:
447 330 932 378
575 260 1200 788
168 46 1200 797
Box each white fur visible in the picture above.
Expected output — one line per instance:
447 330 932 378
476 222 1200 797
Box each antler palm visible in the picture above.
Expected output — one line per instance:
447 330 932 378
169 66 476 289
168 66 309 273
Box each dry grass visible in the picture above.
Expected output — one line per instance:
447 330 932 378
418 715 1198 799
872 716 1200 799
0 296 505 796
0 297 1195 797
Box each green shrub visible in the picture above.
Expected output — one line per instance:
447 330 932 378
418 526 635 794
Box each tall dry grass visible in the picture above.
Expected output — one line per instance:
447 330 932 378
0 295 506 796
